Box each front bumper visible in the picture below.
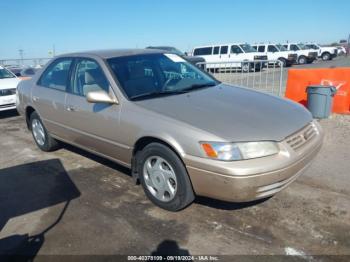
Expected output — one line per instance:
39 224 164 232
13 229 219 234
0 94 16 112
184 121 324 202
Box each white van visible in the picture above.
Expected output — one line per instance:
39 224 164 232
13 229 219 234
192 43 267 72
282 43 318 64
251 44 297 67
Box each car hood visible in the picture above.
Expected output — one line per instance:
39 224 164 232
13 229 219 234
135 84 312 142
0 78 20 90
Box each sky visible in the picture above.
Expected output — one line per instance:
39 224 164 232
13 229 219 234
1 0 349 59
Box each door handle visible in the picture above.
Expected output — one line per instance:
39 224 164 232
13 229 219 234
66 105 77 112
32 96 39 102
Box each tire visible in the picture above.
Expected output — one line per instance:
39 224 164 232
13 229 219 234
322 52 330 61
298 56 307 65
29 111 59 152
278 58 287 67
137 143 195 211
241 62 250 73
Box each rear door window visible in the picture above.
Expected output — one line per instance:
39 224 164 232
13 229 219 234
220 46 228 54
213 46 220 55
258 46 265 52
193 47 213 56
38 58 73 91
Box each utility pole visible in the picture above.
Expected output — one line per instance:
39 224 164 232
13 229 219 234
18 49 24 66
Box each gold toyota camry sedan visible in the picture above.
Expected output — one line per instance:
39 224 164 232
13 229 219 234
16 49 323 211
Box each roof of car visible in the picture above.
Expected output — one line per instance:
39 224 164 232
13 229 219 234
58 49 165 59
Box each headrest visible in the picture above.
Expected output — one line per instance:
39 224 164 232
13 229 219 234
85 69 101 85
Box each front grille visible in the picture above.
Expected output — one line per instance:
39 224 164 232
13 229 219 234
0 88 16 96
0 103 16 109
254 55 268 60
286 122 318 151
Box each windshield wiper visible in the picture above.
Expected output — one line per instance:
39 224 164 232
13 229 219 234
129 90 187 101
180 82 217 92
129 83 217 101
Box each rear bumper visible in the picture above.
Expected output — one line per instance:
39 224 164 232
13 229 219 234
184 121 324 202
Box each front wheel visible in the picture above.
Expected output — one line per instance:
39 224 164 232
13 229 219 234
322 52 331 61
30 111 59 152
298 56 307 65
137 143 195 211
241 62 250 73
278 58 287 67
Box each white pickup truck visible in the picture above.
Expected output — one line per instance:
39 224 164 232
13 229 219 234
304 43 338 61
192 43 267 72
252 44 298 67
282 43 318 64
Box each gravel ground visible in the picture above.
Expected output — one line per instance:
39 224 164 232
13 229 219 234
0 109 349 259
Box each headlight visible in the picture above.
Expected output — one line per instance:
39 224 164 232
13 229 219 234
200 141 279 161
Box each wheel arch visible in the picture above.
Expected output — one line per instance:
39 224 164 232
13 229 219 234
25 106 36 129
131 136 187 182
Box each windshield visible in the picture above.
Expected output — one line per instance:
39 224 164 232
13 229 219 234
276 44 288 51
0 68 15 79
108 53 217 100
305 44 318 50
239 44 256 53
297 43 308 50
148 47 184 56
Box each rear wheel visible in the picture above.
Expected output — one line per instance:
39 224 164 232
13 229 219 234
30 111 59 152
137 143 195 211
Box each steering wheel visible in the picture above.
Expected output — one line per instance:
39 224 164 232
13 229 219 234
162 77 182 91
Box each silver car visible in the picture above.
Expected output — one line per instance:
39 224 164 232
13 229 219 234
17 49 323 211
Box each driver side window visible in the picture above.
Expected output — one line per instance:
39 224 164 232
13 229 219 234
71 59 110 97
231 45 243 54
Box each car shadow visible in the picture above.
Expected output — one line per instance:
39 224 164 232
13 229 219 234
0 109 19 119
195 196 271 211
151 240 191 256
61 142 131 177
0 159 80 257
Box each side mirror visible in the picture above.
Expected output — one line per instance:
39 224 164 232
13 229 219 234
86 90 118 104
15 73 21 77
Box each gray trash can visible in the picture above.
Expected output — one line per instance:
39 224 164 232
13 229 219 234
306 85 337 119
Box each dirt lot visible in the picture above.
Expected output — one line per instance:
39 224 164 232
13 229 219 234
0 60 350 259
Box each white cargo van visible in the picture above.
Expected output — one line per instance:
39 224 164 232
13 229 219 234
251 44 297 67
282 43 318 64
192 43 267 72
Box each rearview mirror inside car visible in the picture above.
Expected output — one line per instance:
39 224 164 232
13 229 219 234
86 90 118 104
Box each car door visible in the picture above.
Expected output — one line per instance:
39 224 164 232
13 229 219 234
32 58 73 140
219 45 229 62
230 45 245 67
267 45 279 60
64 58 128 164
